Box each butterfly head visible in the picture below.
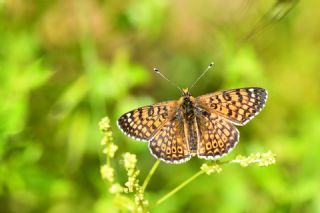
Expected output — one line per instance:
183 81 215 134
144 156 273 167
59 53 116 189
179 88 195 109
182 88 192 97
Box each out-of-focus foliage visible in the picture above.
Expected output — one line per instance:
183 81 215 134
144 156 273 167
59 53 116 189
0 0 319 212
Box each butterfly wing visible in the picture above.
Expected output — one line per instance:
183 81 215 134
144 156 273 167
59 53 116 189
149 110 191 163
118 101 191 163
196 108 239 159
117 101 179 142
195 87 267 126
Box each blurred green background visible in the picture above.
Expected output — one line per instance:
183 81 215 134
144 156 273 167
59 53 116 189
1 0 320 212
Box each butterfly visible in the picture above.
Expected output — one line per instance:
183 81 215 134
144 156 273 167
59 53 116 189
117 64 268 164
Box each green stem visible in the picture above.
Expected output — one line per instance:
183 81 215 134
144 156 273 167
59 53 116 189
141 160 161 193
154 169 205 207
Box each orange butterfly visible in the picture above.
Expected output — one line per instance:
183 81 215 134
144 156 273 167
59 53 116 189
117 63 267 163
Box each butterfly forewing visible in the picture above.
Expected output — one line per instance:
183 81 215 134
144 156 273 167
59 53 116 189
149 111 191 163
196 109 239 159
195 87 267 125
117 101 179 142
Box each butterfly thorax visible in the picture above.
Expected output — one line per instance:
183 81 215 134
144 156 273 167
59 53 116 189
179 88 198 155
179 90 195 119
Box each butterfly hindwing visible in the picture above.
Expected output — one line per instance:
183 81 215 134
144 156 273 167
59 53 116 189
196 108 239 159
149 111 191 163
196 87 267 125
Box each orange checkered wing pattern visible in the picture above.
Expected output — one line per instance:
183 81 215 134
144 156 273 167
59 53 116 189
149 111 191 163
118 101 191 163
196 87 267 126
117 101 178 142
196 109 239 159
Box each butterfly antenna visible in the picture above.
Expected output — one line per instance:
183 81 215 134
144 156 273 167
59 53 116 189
189 62 214 90
153 68 183 93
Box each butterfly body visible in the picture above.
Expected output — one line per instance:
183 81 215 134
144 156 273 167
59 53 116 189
179 89 198 156
117 87 267 164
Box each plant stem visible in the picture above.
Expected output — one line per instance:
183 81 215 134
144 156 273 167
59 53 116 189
141 159 161 193
154 169 205 207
